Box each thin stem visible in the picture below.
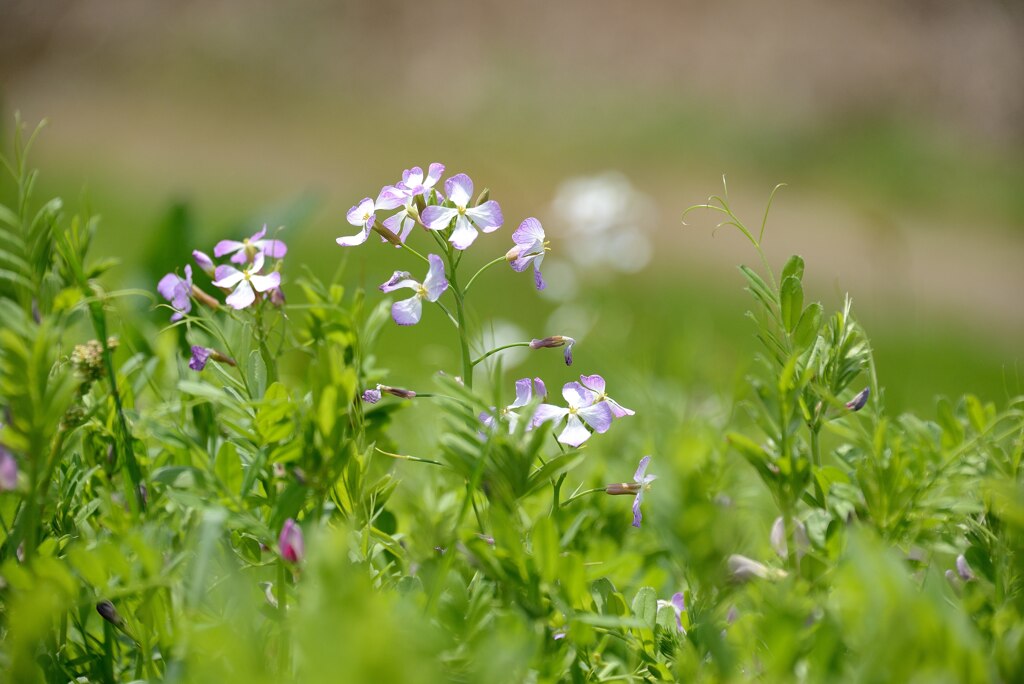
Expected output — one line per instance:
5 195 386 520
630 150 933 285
471 341 532 367
374 446 446 468
560 487 605 507
445 257 474 389
398 241 431 265
463 256 507 295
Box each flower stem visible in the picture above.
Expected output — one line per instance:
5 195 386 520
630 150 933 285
471 341 532 367
560 487 605 507
463 256 507 295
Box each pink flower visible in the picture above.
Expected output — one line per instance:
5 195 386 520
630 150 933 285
279 518 304 564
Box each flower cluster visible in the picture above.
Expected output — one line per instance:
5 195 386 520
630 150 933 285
157 225 287 319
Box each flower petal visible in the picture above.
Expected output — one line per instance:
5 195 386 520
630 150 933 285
213 239 244 258
423 254 449 301
534 265 546 290
531 403 568 427
249 271 281 293
336 226 371 247
561 381 594 408
513 217 545 245
532 377 547 400
633 455 651 483
607 398 636 418
444 173 474 207
510 378 533 408
376 185 405 211
466 200 503 233
347 198 375 227
449 216 479 250
379 273 419 294
632 493 643 527
557 414 591 447
579 374 607 395
420 205 459 231
383 212 415 243
425 163 445 187
157 273 183 301
212 267 245 289
225 281 256 309
578 401 614 434
391 295 423 325
257 238 288 258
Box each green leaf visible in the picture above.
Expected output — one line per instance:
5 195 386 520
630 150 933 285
781 254 805 283
247 350 268 399
215 442 243 496
631 586 658 630
780 275 804 332
793 302 823 348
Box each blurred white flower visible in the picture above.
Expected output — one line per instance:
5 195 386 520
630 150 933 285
551 171 656 275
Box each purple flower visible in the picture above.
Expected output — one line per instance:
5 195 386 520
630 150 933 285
214 225 288 265
190 346 212 371
506 218 548 290
0 447 17 491
604 456 656 527
529 335 576 366
362 385 416 403
630 456 656 527
420 174 503 250
578 374 634 418
532 382 614 447
480 377 547 432
956 554 975 581
397 163 445 197
192 250 216 277
279 518 304 564
337 188 404 247
157 265 193 321
212 252 282 310
379 254 448 325
845 387 870 411
656 592 686 634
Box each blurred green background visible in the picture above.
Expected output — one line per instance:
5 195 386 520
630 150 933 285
2 0 1022 417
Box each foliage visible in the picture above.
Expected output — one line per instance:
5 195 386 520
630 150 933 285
0 124 1021 683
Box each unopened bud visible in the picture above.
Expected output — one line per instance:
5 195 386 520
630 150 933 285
363 384 417 403
605 482 640 496
191 285 221 311
96 600 123 627
372 223 405 247
845 387 870 412
956 554 975 581
474 188 490 206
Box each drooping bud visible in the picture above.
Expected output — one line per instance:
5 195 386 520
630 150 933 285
189 346 236 371
604 482 640 496
529 336 577 366
845 387 870 411
363 384 416 404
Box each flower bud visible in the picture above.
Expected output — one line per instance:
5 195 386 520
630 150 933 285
604 482 640 496
192 250 216 277
279 518 304 564
727 554 787 582
845 387 870 411
96 600 124 627
474 188 490 206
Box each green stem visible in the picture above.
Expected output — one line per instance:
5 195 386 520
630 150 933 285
463 256 508 295
560 487 605 507
471 341 532 367
445 256 473 389
277 560 289 674
254 300 278 387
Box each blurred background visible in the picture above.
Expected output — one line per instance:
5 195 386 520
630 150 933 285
2 0 1022 415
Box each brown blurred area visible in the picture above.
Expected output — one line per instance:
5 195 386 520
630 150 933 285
3 0 1023 141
